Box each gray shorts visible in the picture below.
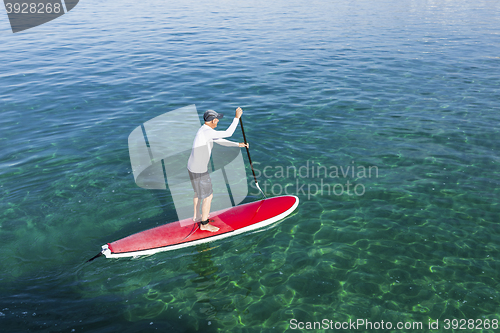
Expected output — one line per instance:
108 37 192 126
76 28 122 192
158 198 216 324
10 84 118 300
188 169 213 200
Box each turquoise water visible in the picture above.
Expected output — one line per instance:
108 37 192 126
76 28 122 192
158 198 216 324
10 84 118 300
1 0 500 331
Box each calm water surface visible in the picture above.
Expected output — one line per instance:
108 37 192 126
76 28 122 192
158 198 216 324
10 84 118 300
1 0 499 332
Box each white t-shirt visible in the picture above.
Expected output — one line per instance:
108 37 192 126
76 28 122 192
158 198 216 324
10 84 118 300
187 118 240 173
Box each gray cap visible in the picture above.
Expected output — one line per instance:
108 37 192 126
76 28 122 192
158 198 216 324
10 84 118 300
204 110 224 122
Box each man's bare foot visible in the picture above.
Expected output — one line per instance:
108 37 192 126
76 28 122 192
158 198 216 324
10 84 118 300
192 215 202 222
200 223 219 232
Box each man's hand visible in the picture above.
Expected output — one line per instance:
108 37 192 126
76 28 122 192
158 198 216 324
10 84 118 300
239 142 249 148
235 107 243 119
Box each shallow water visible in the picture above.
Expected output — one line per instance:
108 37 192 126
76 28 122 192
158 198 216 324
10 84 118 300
1 0 499 331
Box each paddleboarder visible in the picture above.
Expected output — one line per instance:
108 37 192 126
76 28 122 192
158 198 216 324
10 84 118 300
187 107 249 232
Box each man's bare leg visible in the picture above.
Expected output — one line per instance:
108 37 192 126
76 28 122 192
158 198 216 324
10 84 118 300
200 193 219 232
192 195 201 222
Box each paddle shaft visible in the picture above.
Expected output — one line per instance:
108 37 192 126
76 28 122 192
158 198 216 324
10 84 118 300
239 117 258 183
239 117 266 198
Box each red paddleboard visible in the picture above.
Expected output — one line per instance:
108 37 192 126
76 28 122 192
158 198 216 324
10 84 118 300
101 195 299 258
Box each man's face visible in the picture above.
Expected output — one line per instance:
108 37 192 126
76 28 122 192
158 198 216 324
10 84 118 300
212 118 219 128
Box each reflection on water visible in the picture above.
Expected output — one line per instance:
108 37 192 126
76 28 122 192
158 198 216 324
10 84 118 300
188 244 221 323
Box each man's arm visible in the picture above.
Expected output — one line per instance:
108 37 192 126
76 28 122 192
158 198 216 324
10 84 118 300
210 117 239 139
214 139 249 148
213 138 240 147
209 107 244 139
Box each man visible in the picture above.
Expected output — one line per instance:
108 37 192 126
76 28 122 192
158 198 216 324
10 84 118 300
187 107 248 232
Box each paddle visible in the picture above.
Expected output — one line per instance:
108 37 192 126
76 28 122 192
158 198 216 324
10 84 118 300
87 251 103 262
239 117 267 198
